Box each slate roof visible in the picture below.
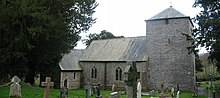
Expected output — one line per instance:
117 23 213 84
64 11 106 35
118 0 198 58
147 6 188 20
59 49 84 71
79 36 148 61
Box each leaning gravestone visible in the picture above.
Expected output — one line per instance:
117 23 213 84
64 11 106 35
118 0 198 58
137 82 142 98
124 61 140 98
108 92 119 98
111 83 117 93
41 77 54 98
9 76 21 98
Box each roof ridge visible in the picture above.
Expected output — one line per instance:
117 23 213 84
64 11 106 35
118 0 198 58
147 6 188 20
92 36 146 42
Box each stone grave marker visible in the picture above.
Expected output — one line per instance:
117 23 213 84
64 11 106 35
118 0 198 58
41 77 54 98
9 76 21 98
137 82 142 98
111 83 117 93
176 91 180 98
159 80 165 98
108 92 119 98
176 83 179 92
171 86 175 98
124 61 140 98
165 84 169 97
60 79 68 98
85 82 91 98
96 83 102 98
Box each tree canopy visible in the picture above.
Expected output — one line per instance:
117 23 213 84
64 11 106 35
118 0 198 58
83 30 124 47
0 0 97 86
193 0 220 72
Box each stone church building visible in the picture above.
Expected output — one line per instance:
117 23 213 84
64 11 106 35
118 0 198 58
59 6 195 91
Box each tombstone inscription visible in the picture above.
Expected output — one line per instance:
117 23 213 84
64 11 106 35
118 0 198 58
41 77 54 98
124 61 140 98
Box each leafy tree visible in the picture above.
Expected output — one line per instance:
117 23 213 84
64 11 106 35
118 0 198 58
195 53 203 72
83 30 124 47
193 0 220 72
0 0 97 85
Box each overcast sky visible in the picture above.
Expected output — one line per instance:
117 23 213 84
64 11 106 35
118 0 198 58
75 0 202 49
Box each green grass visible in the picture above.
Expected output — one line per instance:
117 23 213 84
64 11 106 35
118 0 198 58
0 82 207 98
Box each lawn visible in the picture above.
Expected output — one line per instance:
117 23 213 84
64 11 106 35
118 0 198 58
0 82 207 98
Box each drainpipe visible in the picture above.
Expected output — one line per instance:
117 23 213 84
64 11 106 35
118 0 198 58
104 62 107 90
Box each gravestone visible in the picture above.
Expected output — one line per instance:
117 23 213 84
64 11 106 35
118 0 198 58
137 82 142 98
96 83 102 98
85 82 91 98
60 79 68 98
9 76 21 98
171 87 175 98
41 77 54 98
176 83 179 92
124 61 140 98
111 83 117 93
165 84 169 97
159 80 165 98
108 92 119 98
176 91 180 98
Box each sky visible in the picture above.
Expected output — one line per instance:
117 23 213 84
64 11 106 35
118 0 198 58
75 0 202 50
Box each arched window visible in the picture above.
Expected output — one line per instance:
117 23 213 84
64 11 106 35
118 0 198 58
91 66 97 78
116 67 122 80
64 79 67 88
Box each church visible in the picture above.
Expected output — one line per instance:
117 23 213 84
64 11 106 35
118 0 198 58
59 6 195 91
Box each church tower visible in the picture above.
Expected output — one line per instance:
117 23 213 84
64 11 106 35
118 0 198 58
145 6 195 90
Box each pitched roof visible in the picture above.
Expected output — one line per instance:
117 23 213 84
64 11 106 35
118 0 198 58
148 6 188 20
59 49 84 71
79 37 148 61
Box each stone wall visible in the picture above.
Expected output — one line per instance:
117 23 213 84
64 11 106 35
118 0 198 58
145 18 195 91
79 61 148 90
60 71 81 89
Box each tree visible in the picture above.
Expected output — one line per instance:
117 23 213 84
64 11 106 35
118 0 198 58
195 53 203 73
193 0 220 72
0 0 97 85
83 30 124 47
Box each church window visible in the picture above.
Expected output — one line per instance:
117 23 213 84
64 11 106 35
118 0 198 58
73 72 76 79
91 66 97 78
165 19 169 24
116 67 122 80
168 38 171 44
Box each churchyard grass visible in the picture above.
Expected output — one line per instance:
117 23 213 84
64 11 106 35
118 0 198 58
0 82 206 98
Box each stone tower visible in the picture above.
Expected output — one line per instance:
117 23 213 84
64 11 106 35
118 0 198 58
145 6 195 90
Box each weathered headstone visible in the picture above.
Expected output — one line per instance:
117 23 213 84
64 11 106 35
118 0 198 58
176 91 180 98
159 80 165 98
171 87 175 98
176 83 179 92
41 77 54 98
96 83 102 98
124 61 140 98
111 83 117 93
137 82 142 98
60 79 68 98
108 92 119 98
165 84 169 97
9 76 21 98
60 87 68 98
85 83 91 98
